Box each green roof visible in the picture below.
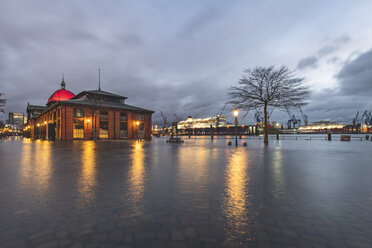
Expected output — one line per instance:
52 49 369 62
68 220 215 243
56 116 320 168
27 104 47 111
72 90 127 100
60 99 154 113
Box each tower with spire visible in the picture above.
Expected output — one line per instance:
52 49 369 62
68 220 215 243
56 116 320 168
61 73 66 89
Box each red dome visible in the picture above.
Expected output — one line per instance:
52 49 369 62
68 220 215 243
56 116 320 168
47 89 75 104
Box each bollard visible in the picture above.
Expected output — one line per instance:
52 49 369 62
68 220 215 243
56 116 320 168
243 142 247 146
228 141 232 146
366 135 369 140
276 134 279 140
328 133 332 141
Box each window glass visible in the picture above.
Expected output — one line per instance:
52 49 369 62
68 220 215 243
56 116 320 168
120 112 127 121
74 108 84 118
100 111 108 119
73 119 84 139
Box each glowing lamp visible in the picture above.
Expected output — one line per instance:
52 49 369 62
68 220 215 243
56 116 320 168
37 124 40 127
44 121 47 125
87 119 91 123
136 121 140 126
233 109 239 117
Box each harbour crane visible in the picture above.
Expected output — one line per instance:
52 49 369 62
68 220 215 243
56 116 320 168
285 106 301 129
216 103 227 128
298 105 308 126
254 110 263 125
352 111 359 126
361 110 372 125
174 113 182 122
160 111 168 131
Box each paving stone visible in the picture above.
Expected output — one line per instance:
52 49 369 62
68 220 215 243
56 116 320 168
171 230 185 241
109 230 124 242
157 230 169 240
56 230 69 239
36 240 58 248
69 243 83 248
124 234 133 243
183 227 197 238
59 238 72 246
151 240 167 248
135 231 156 239
84 244 99 248
168 241 187 248
92 233 108 243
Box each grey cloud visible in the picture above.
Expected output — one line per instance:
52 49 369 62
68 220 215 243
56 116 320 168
337 49 372 95
178 7 223 38
297 56 318 70
297 35 351 70
317 45 338 56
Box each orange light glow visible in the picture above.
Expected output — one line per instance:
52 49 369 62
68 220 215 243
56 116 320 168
136 121 140 126
233 109 239 117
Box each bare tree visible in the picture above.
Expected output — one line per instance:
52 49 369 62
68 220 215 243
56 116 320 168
0 92 6 114
229 66 310 143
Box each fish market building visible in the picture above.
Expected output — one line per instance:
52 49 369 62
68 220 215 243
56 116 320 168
25 79 154 140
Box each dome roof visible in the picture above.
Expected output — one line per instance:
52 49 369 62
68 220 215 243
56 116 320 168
47 89 75 104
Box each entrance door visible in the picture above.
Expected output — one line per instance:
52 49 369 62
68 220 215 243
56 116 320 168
48 123 56 141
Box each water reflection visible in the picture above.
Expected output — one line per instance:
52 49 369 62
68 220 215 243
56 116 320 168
128 141 145 215
223 148 250 239
78 141 96 203
20 141 52 195
271 147 285 198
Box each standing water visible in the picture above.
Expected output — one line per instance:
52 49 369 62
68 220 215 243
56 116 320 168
0 136 371 247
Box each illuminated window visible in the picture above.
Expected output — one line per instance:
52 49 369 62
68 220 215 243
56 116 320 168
73 119 84 139
99 111 109 139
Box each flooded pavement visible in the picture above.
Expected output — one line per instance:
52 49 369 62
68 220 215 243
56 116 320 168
0 137 372 248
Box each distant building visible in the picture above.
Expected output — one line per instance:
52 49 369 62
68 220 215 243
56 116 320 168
298 120 346 133
25 78 154 140
8 112 24 128
177 115 227 130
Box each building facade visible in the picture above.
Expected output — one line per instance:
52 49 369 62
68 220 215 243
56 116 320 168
25 79 153 140
9 112 24 129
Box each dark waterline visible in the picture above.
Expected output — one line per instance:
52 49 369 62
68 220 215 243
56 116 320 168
0 137 371 248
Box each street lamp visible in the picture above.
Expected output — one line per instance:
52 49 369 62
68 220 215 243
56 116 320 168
233 108 239 146
136 121 140 140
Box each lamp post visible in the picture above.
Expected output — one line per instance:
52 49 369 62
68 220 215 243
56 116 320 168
233 108 239 146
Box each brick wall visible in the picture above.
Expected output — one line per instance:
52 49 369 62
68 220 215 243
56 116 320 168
31 103 152 140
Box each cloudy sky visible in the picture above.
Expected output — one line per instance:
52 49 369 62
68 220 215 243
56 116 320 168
1 0 372 124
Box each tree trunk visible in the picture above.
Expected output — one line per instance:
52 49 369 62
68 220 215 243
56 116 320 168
264 103 268 143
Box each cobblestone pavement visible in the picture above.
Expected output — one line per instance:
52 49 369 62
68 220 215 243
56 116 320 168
0 138 372 248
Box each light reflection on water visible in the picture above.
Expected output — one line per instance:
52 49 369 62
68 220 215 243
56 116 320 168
272 146 285 198
127 141 145 215
2 137 372 247
223 148 250 240
20 140 52 195
78 141 96 204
